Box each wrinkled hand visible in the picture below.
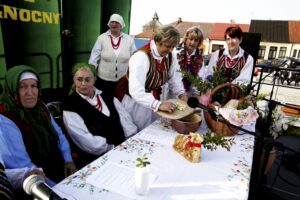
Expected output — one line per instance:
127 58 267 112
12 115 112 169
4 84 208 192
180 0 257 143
25 168 46 180
64 162 77 177
159 101 176 113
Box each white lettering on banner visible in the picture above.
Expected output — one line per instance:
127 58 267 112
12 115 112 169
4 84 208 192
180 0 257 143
0 5 60 24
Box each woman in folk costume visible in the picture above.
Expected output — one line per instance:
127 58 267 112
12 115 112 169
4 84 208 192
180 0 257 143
163 26 211 104
89 13 136 96
208 25 254 84
62 63 136 168
0 65 76 185
115 25 188 131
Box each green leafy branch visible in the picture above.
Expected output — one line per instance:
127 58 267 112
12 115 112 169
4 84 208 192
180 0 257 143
136 154 151 168
179 69 228 94
202 130 235 151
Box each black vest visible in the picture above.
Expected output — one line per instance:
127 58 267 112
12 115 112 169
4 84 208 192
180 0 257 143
62 92 125 167
63 91 125 145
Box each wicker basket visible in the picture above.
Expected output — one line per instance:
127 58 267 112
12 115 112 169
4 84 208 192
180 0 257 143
204 83 241 136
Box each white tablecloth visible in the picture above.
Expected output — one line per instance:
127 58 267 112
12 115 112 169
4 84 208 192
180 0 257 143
54 118 254 200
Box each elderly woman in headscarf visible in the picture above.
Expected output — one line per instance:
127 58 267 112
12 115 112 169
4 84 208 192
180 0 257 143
89 13 136 96
0 65 77 185
62 62 137 168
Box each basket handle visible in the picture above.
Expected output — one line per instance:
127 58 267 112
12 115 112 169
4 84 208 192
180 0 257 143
210 83 241 100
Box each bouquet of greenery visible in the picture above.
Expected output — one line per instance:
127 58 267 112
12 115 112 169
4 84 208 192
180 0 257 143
179 69 227 94
202 130 235 151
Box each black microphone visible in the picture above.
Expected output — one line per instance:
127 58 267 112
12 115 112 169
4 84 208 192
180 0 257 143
187 97 218 120
23 175 65 200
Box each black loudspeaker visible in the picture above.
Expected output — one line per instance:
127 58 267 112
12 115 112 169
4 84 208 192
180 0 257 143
240 32 261 64
240 32 261 92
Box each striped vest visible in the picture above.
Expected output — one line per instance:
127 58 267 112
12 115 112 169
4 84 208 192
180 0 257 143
139 43 172 92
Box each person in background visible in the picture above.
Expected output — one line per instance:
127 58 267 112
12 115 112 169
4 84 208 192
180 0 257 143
89 13 136 96
208 25 254 84
163 26 211 105
115 25 188 131
0 65 77 186
62 63 137 168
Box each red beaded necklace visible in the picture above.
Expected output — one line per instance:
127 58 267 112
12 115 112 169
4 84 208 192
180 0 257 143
93 95 102 111
110 35 121 50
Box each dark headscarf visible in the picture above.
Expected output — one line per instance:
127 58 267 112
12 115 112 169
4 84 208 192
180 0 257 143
0 65 59 167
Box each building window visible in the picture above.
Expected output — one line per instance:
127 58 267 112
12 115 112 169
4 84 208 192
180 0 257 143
211 44 224 53
268 46 277 60
293 49 297 57
278 47 287 58
297 50 300 59
258 46 266 59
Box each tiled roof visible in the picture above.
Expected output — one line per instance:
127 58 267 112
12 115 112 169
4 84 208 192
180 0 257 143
135 30 155 39
168 21 214 39
249 20 289 42
209 23 250 40
288 21 300 43
134 19 300 44
134 20 214 39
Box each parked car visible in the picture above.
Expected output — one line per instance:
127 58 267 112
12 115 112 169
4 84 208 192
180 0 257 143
256 60 272 72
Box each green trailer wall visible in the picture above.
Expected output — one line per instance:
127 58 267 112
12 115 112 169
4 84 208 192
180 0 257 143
0 0 132 101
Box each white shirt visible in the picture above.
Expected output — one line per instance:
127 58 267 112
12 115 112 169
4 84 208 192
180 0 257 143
88 30 136 67
63 88 137 155
208 47 254 84
129 40 185 112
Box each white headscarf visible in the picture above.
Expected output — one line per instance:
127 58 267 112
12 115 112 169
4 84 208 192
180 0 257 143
20 72 38 81
107 13 125 29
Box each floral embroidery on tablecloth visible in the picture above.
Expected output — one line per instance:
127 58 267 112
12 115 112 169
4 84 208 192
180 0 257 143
61 155 109 193
119 159 135 167
115 138 162 155
227 157 251 191
238 135 254 153
226 135 253 192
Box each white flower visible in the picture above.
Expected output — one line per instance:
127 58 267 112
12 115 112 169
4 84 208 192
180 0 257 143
269 105 294 139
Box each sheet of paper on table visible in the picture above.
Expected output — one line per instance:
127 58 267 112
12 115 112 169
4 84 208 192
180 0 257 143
138 127 177 146
86 162 157 200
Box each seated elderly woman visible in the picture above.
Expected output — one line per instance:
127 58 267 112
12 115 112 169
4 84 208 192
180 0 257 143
0 150 47 199
0 65 77 186
62 62 137 168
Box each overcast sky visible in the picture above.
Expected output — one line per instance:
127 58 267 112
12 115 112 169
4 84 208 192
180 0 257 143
130 0 300 35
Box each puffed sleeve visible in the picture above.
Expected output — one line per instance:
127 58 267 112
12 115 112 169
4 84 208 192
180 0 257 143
166 51 186 97
89 35 102 67
129 51 162 111
62 111 108 155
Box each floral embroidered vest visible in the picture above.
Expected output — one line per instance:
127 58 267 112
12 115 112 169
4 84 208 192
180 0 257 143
216 48 248 82
177 47 203 91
